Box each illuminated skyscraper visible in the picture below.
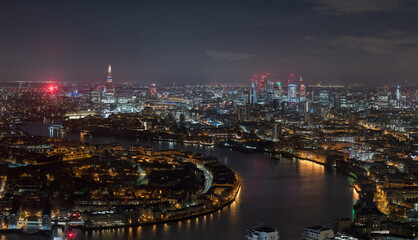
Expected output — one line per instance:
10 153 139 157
266 80 274 105
288 83 297 102
273 82 282 101
149 83 157 97
396 85 401 107
107 65 112 85
300 84 306 101
319 90 330 106
251 73 273 93
102 65 116 104
250 82 257 104
287 74 298 103
299 76 306 102
106 65 115 96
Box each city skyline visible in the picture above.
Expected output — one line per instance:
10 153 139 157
1 2 418 239
2 0 418 85
0 78 416 239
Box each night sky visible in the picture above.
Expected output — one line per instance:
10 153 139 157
1 0 418 85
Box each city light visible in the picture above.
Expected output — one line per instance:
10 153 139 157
47 85 57 92
1 1 418 239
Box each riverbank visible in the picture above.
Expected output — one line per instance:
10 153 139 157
81 184 241 231
18 120 355 240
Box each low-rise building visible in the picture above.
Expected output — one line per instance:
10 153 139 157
303 226 335 240
246 224 280 240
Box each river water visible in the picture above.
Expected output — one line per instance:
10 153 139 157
3 121 356 240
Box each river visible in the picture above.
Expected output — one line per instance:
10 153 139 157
3 121 356 240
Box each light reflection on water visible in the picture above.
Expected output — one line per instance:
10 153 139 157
4 121 355 240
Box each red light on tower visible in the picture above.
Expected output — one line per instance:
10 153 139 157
68 230 77 239
47 85 57 92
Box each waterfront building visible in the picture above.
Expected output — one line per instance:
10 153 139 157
246 224 280 240
130 145 144 152
8 204 20 230
41 206 52 231
333 233 359 239
64 109 99 120
369 234 415 240
303 226 335 240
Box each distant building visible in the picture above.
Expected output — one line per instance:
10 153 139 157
103 65 116 103
288 83 297 102
250 82 257 104
246 224 280 240
41 205 52 231
91 90 101 103
65 109 98 120
143 146 153 156
300 83 306 101
0 213 4 229
396 85 401 107
130 145 144 152
302 226 335 240
333 233 359 239
319 90 330 106
8 203 20 229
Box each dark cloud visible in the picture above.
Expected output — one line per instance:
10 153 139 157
206 49 251 61
304 36 318 41
314 0 418 14
328 33 418 54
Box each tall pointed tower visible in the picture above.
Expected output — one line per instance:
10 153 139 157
104 65 115 103
107 65 112 85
